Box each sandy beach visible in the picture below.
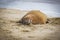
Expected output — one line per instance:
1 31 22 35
0 8 60 40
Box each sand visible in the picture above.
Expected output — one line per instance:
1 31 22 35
0 8 60 40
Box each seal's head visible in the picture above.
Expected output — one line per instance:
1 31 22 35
20 17 32 25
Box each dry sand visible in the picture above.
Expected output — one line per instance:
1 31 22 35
0 8 60 40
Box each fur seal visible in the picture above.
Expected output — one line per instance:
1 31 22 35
19 10 48 25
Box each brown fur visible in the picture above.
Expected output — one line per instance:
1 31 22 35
21 10 48 25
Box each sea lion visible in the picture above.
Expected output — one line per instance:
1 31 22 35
19 10 48 25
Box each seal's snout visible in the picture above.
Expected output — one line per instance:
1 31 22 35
19 18 32 25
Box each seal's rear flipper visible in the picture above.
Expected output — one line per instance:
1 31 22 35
46 19 50 24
